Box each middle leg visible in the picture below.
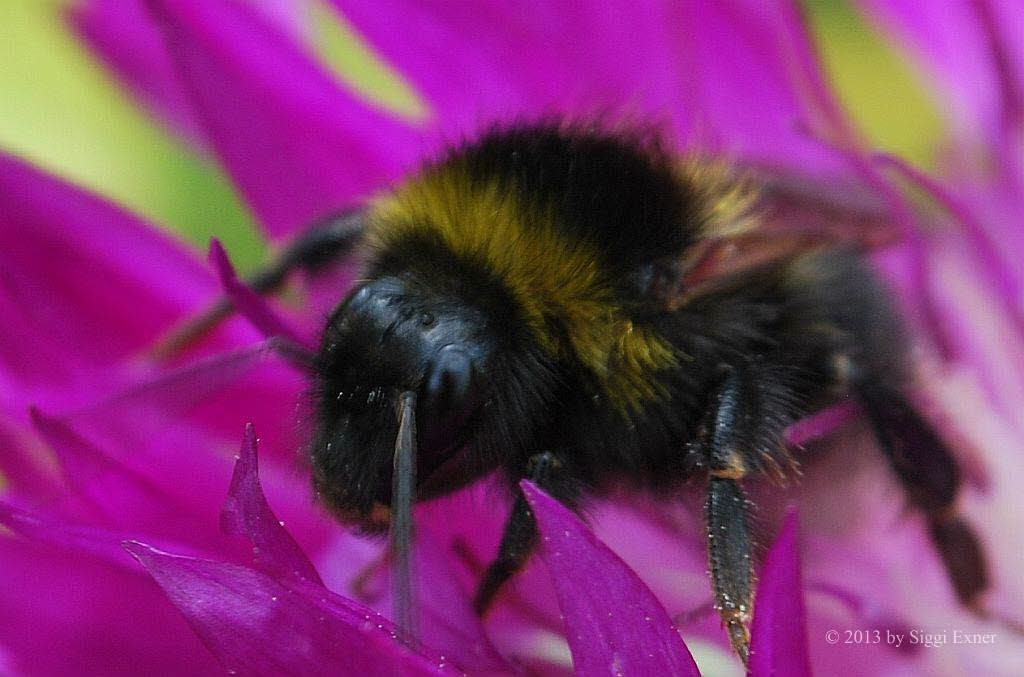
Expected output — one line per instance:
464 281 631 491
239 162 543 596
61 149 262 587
473 451 568 615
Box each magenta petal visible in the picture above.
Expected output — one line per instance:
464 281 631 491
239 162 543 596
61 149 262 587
221 423 323 585
29 408 211 544
809 582 919 655
333 0 690 127
0 151 232 409
856 0 1020 142
68 339 282 436
784 400 860 447
0 411 59 499
69 0 202 137
874 153 1024 350
749 508 812 677
0 537 223 676
0 500 210 571
336 0 846 175
209 239 315 350
124 542 462 676
143 0 422 237
520 481 700 677
377 524 511 674
0 502 134 565
70 0 311 139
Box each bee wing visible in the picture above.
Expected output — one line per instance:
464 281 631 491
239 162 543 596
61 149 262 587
651 170 900 311
754 167 897 248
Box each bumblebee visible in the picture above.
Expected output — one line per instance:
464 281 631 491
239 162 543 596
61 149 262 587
172 122 989 663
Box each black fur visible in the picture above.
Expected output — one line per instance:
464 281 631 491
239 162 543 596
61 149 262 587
310 122 929 512
303 124 986 654
440 123 700 272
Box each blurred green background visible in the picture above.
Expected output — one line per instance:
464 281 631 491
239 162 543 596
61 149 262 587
0 0 944 272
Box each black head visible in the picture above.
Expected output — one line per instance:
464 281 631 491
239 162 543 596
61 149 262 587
310 272 505 531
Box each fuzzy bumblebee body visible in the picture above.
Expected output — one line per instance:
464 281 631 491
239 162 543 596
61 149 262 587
317 126 886 496
304 123 987 663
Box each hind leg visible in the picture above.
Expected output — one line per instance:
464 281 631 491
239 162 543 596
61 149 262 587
856 380 989 605
691 363 810 665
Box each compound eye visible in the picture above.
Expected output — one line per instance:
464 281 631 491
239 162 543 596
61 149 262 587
418 344 483 460
424 345 475 414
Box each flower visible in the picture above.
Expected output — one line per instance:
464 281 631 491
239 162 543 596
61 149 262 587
1 0 1022 675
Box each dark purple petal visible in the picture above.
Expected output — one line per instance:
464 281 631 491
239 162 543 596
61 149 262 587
142 0 423 237
749 508 811 677
125 542 464 676
520 481 700 677
221 423 323 585
209 239 315 350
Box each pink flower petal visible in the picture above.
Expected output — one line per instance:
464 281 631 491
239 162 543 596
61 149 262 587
873 154 1024 376
749 508 811 677
856 0 1022 144
333 0 687 129
69 0 202 137
520 480 700 677
387 524 512 674
209 239 315 351
124 542 464 676
221 423 323 585
0 151 250 410
0 410 60 499
0 499 213 571
336 0 847 176
142 0 423 237
809 582 919 655
29 407 214 544
67 339 288 439
784 400 861 447
70 0 313 139
0 501 137 565
0 537 223 676
221 427 511 673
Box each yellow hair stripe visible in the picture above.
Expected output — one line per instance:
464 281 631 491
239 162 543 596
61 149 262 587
369 168 678 416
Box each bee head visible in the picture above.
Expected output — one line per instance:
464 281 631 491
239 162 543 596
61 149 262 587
310 273 501 531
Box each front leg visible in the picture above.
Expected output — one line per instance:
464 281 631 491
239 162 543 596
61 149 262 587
698 366 802 665
152 209 365 358
473 452 564 615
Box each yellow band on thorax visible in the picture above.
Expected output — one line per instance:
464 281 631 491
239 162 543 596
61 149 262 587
368 169 678 415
